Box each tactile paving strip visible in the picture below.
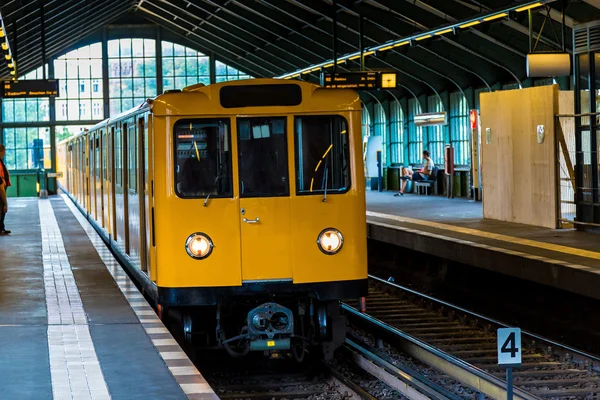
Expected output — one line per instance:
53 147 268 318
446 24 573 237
61 195 217 400
40 199 111 400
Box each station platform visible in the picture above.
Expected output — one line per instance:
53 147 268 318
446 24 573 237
0 196 217 400
366 191 600 300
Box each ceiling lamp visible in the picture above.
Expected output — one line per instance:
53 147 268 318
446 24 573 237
414 112 448 127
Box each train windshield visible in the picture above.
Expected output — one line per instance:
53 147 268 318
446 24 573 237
294 116 350 194
174 119 232 198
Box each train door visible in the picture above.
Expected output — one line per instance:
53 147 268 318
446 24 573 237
110 126 117 240
102 129 110 233
115 123 130 254
67 143 72 190
237 117 292 281
85 136 91 212
127 121 140 262
96 131 103 227
90 134 96 220
138 115 151 275
123 122 130 255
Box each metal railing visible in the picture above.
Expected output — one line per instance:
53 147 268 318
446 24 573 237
555 112 600 228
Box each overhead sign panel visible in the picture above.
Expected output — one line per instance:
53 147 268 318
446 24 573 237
1 79 59 98
321 71 397 90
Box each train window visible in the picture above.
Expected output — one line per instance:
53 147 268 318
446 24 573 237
95 134 101 179
115 127 122 187
294 116 350 195
237 117 289 197
128 125 137 193
174 119 232 198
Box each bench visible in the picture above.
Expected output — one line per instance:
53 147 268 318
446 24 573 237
414 166 439 195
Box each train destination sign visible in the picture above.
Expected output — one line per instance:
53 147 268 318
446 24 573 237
321 71 397 90
1 79 59 98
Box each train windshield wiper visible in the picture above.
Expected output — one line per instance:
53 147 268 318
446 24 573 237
203 175 220 207
322 164 328 203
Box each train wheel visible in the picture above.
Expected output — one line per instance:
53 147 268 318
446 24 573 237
158 305 170 327
291 338 306 363
183 312 193 345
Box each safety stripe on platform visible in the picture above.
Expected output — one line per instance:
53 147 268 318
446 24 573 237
40 200 111 400
61 195 217 400
367 219 599 274
367 211 600 261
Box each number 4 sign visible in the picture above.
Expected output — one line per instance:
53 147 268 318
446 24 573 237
497 328 522 366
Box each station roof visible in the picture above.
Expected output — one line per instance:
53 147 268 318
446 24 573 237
1 0 600 97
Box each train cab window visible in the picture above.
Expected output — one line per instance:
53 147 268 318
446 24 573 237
237 117 289 197
294 116 350 194
174 119 232 198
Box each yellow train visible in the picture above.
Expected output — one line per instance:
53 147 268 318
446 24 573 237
57 78 367 359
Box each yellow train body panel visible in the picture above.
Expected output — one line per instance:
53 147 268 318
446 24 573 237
58 78 367 298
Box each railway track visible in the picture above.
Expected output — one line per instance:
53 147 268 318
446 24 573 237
342 275 600 399
201 353 377 400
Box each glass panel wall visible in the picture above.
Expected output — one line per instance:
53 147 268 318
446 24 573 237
408 99 423 164
162 41 210 90
389 101 403 165
215 61 252 82
55 44 103 121
449 92 470 166
2 67 49 123
427 96 444 165
1 36 252 177
108 38 157 116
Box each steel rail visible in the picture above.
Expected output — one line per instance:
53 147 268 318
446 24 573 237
345 338 461 400
341 304 542 400
368 274 600 364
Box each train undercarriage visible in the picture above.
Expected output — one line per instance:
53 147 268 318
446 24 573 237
163 296 347 361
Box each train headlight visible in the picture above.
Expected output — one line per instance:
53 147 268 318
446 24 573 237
317 228 343 255
185 233 213 259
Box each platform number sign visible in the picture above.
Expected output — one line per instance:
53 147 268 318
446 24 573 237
497 328 522 366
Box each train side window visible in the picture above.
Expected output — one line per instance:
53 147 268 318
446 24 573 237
294 115 350 195
96 133 101 179
115 127 122 187
174 118 232 198
128 124 137 193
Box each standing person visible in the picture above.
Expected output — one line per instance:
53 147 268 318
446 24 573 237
0 144 10 235
394 150 435 196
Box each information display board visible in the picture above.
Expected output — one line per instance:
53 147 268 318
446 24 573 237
321 71 397 90
1 79 59 98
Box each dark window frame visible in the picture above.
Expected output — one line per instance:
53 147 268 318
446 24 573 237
236 116 290 198
173 118 233 199
293 115 352 196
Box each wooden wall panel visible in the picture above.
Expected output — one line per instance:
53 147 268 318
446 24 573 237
480 85 558 228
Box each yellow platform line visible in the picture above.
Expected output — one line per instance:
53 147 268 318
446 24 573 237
366 211 600 261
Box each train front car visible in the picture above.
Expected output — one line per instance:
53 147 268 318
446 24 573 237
153 79 367 360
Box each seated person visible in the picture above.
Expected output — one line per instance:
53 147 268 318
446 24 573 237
394 150 434 196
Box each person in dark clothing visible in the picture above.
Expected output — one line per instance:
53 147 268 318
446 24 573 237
0 144 10 235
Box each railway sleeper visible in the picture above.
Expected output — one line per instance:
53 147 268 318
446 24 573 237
409 330 488 339
528 387 600 397
438 342 498 351
380 316 450 324
425 336 497 344
463 353 544 363
478 361 563 370
491 369 588 378
519 376 600 387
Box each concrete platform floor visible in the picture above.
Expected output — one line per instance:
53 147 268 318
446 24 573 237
365 191 600 300
0 196 217 400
